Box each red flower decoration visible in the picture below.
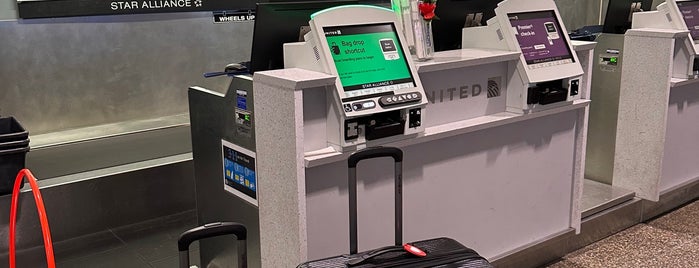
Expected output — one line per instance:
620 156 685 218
418 0 438 21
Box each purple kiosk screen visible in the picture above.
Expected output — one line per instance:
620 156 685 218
508 10 574 65
678 1 699 40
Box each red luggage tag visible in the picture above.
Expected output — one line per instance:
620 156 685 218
403 243 427 257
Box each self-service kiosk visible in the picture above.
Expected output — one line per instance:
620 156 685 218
632 0 697 77
284 5 428 151
238 2 598 267
462 0 583 113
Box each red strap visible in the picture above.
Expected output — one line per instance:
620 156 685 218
9 169 55 268
403 243 427 257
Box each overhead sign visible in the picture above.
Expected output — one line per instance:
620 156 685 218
213 10 255 23
17 0 256 19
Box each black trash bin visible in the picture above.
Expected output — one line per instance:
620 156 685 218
0 147 29 195
0 117 29 195
0 117 29 144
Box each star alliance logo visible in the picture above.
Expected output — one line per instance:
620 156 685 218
195 0 202 7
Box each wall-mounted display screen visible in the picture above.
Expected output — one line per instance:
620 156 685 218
324 23 415 98
508 10 575 68
677 1 699 40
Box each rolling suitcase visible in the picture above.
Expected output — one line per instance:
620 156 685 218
178 222 248 268
298 147 493 268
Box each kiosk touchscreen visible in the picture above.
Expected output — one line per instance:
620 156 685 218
508 11 573 67
462 0 583 113
284 5 427 151
431 0 500 51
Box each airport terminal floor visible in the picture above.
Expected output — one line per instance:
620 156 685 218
547 200 699 267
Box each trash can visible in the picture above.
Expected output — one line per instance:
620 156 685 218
0 117 29 144
0 147 29 195
0 117 29 195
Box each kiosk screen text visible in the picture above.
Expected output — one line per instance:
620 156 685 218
324 23 415 98
508 10 575 69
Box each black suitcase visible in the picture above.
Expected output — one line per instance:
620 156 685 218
298 147 493 268
178 222 248 268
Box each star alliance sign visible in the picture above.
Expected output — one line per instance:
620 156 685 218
110 0 203 10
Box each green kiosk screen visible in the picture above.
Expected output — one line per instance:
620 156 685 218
324 23 415 98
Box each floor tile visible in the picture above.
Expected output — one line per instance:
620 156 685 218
54 230 126 262
0 230 124 267
0 246 52 267
150 249 200 268
648 200 699 238
113 228 181 263
57 246 151 268
111 211 198 262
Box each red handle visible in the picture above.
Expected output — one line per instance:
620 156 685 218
9 169 55 268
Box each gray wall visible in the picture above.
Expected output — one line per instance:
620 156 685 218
0 0 17 21
0 11 252 134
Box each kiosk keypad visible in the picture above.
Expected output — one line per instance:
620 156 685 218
527 58 573 70
379 92 422 107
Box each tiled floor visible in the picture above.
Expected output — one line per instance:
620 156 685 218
548 200 699 268
0 211 200 268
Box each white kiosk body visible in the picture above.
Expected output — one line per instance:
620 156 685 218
252 4 595 267
462 0 583 114
632 0 697 77
284 6 428 152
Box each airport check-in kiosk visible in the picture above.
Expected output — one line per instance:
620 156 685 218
248 3 594 267
581 0 699 204
188 2 598 267
462 0 583 113
284 6 428 152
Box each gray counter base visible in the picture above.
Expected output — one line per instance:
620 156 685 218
490 177 698 267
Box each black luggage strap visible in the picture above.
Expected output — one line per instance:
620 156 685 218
347 245 407 266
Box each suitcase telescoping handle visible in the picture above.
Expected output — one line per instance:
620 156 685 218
348 147 404 255
178 222 248 268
